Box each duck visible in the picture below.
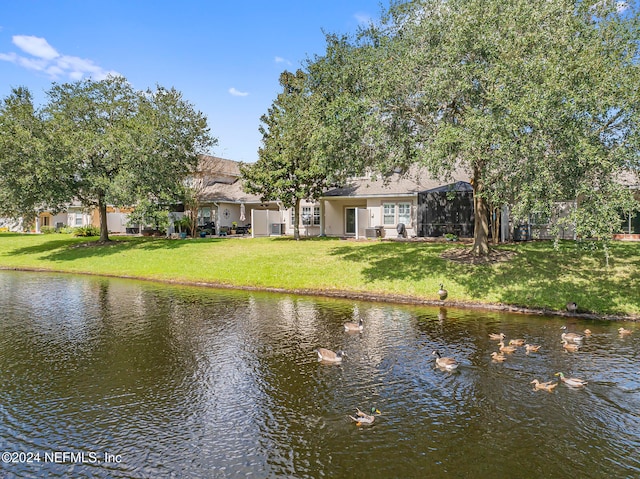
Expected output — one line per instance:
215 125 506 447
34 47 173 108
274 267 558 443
584 329 592 336
432 350 458 371
491 351 507 362
349 407 381 426
489 332 505 341
498 340 517 354
618 327 632 336
344 317 364 332
531 379 558 392
438 283 448 301
566 302 578 313
555 372 587 388
562 339 580 352
525 344 541 353
561 326 584 343
509 338 525 346
315 348 346 363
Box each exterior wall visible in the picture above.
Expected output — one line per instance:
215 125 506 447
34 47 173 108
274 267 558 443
282 196 418 238
323 199 366 237
251 209 285 237
323 200 347 237
365 196 417 238
283 200 321 237
528 202 576 240
217 203 243 229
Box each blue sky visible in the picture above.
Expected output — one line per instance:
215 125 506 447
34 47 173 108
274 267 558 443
0 1 387 163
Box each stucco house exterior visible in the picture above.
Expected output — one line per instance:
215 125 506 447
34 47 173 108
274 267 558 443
280 167 472 240
23 156 639 241
182 155 280 236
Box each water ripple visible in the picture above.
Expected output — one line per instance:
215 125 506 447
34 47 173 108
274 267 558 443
1 272 639 478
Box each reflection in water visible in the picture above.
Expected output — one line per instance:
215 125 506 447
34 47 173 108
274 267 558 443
0 271 639 478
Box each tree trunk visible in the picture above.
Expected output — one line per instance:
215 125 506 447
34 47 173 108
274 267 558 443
293 198 301 240
471 166 490 256
98 192 110 242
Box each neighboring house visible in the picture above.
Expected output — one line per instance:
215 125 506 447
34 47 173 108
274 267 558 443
510 169 640 242
35 202 132 234
185 155 281 236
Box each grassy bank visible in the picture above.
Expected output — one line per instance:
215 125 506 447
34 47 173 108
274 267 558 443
0 233 638 318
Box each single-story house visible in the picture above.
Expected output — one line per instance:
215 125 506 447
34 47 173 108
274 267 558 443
280 166 473 240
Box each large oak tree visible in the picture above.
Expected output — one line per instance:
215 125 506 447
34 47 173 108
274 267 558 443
0 76 215 241
307 0 640 254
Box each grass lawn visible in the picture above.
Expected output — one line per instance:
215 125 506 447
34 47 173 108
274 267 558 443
0 233 638 318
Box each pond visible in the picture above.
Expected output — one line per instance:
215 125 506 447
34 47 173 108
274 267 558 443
0 271 638 478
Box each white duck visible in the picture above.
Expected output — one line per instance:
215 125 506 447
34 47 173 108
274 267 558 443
555 372 588 388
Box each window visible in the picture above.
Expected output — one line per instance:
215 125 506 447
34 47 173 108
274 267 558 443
398 203 411 225
293 206 320 226
383 203 396 225
302 206 312 225
198 207 211 225
383 202 412 226
74 213 83 226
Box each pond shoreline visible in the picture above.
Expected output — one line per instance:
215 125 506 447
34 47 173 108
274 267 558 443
3 265 637 322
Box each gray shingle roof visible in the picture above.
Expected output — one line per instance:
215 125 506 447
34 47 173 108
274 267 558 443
322 166 472 198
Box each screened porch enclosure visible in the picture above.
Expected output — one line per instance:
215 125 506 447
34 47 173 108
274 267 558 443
417 182 475 238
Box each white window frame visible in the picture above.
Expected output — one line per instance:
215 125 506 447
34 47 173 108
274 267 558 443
398 203 411 226
383 203 396 225
302 206 312 226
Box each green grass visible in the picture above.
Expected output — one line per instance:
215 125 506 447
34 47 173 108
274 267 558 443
0 233 638 318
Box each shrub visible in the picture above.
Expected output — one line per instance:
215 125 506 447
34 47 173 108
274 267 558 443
73 226 101 237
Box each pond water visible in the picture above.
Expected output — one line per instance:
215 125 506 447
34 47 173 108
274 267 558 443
0 271 639 478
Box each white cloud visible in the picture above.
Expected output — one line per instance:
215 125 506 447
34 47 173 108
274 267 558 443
13 35 59 60
0 34 120 81
228 87 249 97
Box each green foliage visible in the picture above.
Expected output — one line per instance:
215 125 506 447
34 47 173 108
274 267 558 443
72 225 101 237
0 88 66 225
0 76 215 243
307 0 640 254
173 216 191 235
126 198 170 232
241 70 337 240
